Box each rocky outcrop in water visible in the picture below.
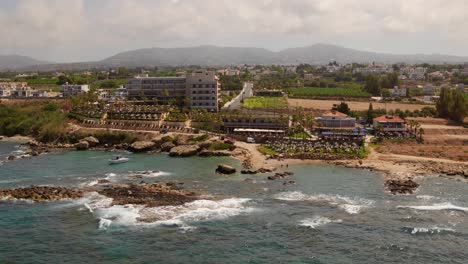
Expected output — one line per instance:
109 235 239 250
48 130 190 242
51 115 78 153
75 141 89 150
216 164 237 174
130 141 156 152
0 186 84 201
97 183 196 207
81 136 100 147
160 142 176 152
385 179 420 195
267 172 294 181
169 145 200 157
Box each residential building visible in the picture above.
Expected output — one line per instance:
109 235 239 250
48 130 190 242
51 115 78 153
12 86 33 97
126 70 220 111
353 63 393 74
0 82 29 97
373 115 406 132
391 86 407 97
304 73 319 81
427 71 445 80
401 67 427 80
61 84 89 98
423 85 437 95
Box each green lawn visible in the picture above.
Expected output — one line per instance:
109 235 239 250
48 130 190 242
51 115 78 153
288 87 371 98
243 96 288 109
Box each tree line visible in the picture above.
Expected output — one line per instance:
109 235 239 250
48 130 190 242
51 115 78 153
436 88 467 123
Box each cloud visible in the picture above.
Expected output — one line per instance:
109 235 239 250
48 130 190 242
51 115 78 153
0 0 468 61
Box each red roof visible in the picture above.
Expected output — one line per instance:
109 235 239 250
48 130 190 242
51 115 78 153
373 115 404 123
322 111 349 118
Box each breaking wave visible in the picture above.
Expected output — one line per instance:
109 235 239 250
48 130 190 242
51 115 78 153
397 203 468 212
275 191 374 214
299 216 342 229
77 193 255 230
403 226 456 235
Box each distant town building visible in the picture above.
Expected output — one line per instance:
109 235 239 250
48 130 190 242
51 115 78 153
423 85 437 96
0 82 30 97
217 69 241 76
353 62 393 74
390 86 407 97
303 73 319 81
61 84 89 98
126 70 220 111
401 66 427 80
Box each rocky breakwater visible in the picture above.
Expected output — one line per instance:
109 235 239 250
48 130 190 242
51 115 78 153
96 183 197 207
385 179 420 195
0 186 84 202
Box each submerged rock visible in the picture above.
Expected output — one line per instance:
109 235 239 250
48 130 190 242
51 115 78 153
385 179 420 195
0 186 83 202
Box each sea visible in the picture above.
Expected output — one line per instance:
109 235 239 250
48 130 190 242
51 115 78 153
0 141 467 264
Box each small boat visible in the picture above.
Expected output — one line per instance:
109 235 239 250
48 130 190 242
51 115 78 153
108 155 129 165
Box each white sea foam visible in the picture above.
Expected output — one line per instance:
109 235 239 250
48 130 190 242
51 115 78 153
299 216 342 229
77 193 254 230
416 195 437 200
104 173 117 180
98 218 113 230
408 226 456 235
141 198 255 228
128 170 172 177
398 203 468 212
275 191 374 214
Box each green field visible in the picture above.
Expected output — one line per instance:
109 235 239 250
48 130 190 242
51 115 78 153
288 87 371 98
243 96 288 109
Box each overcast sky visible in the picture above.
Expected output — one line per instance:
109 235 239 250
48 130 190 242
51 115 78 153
1 0 467 62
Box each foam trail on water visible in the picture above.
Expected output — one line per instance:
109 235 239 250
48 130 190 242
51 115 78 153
275 191 374 214
299 216 342 229
398 203 468 212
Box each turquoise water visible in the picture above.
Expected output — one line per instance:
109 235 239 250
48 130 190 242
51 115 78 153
0 142 467 264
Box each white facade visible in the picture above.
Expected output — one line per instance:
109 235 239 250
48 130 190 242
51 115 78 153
187 71 220 111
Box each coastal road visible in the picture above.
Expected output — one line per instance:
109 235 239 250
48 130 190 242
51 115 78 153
222 82 254 111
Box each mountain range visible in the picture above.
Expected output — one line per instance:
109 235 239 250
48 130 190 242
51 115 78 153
2 44 468 71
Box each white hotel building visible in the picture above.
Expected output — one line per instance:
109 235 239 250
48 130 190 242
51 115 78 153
126 70 220 111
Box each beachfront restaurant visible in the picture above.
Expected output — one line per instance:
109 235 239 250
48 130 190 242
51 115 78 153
373 115 406 132
315 111 365 139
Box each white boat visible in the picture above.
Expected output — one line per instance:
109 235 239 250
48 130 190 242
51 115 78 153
108 155 129 165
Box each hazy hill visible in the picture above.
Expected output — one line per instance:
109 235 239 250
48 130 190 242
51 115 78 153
4 44 468 71
100 44 468 66
0 55 50 70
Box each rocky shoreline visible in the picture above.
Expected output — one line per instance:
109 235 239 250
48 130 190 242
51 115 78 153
0 182 198 208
